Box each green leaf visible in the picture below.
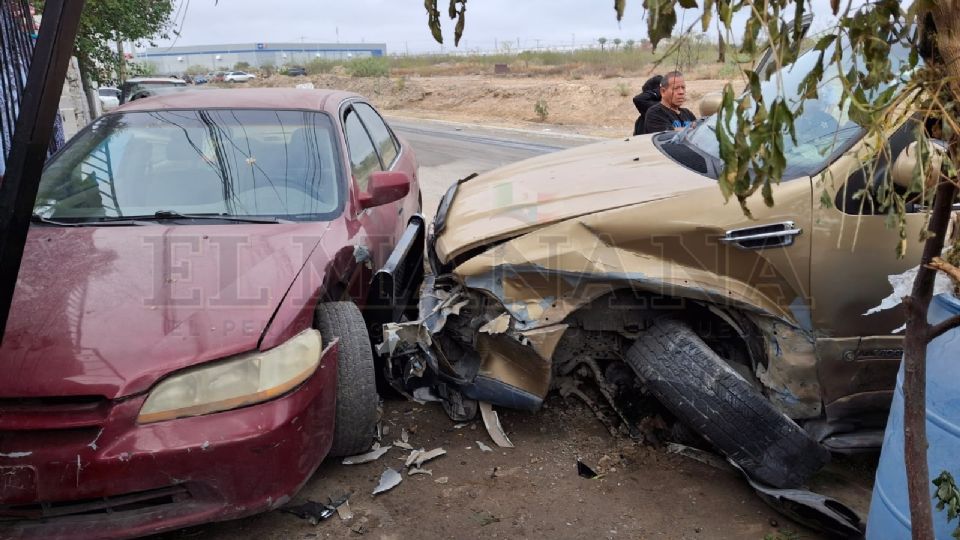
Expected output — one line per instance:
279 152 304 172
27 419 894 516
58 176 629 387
425 0 444 43
678 0 698 9
615 0 627 21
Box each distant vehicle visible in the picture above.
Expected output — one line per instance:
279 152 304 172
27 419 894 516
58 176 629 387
212 71 226 82
14 88 423 538
97 86 120 111
119 77 188 104
193 75 208 85
224 71 256 83
286 66 307 77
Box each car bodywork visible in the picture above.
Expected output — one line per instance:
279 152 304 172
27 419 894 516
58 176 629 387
0 89 424 538
381 43 933 458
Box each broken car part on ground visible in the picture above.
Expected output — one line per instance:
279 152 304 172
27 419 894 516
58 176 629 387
378 40 948 535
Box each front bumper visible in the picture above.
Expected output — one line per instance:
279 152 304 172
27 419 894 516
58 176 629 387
0 344 338 540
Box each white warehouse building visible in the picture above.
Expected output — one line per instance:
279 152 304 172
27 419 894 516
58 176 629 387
136 42 387 74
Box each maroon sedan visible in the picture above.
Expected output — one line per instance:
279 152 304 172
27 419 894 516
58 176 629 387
0 89 424 538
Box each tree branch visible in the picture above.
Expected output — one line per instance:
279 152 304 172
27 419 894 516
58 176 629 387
928 256 960 285
928 313 960 342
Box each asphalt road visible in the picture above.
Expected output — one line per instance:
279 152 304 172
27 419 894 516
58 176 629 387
387 118 601 220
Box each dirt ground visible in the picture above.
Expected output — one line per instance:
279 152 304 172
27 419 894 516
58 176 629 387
152 395 857 540
245 73 731 138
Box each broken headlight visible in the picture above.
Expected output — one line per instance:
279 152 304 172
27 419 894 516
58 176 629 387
137 328 323 424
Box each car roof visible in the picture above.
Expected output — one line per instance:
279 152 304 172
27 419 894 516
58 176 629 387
114 88 363 114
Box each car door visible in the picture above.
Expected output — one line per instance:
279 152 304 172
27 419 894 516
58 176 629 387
809 120 927 425
352 102 418 239
342 103 393 270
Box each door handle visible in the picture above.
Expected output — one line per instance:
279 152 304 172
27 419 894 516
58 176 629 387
720 221 802 250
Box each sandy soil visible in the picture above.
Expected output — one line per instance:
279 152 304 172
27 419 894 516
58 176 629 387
245 73 731 138
152 396 833 540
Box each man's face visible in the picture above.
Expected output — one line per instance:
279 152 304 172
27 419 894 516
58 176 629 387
662 76 687 108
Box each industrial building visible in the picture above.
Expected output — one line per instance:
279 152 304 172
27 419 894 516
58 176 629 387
135 42 387 74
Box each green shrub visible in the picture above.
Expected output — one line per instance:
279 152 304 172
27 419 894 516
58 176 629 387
616 82 631 97
346 57 390 78
534 98 549 122
306 57 337 75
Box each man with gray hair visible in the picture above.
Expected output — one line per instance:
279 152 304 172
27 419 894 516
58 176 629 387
642 71 696 134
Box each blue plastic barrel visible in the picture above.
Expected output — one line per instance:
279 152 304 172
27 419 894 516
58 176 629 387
867 293 960 539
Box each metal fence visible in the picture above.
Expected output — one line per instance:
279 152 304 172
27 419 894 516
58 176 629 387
0 0 63 178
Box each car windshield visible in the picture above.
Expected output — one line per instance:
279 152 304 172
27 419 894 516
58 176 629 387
35 109 344 221
686 40 913 178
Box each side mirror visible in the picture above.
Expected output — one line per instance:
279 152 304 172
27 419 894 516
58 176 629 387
891 140 945 190
359 171 411 209
699 92 723 118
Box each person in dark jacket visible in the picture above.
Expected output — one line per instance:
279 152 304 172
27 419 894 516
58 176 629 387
643 71 696 134
632 74 663 136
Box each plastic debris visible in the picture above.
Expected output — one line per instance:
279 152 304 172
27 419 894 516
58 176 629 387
577 458 599 479
342 443 391 465
476 441 493 452
394 440 415 450
336 500 354 521
479 312 511 334
415 447 447 468
479 402 515 448
408 467 433 476
453 422 471 429
282 497 346 525
435 476 449 484
373 468 403 495
404 448 424 468
401 428 410 443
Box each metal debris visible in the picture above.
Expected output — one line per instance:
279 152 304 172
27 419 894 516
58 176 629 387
476 441 493 452
577 458 599 479
415 447 447 468
342 443 391 465
479 402 515 448
408 467 433 476
373 468 403 495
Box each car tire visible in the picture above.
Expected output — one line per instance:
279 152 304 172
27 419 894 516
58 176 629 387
315 301 379 457
624 318 830 488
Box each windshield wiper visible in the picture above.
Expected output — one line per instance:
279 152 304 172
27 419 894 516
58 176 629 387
149 210 283 224
30 213 153 227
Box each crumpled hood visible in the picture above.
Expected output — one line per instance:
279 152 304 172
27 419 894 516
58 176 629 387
0 222 329 399
435 135 716 263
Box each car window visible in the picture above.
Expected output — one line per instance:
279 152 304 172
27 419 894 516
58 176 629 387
343 107 382 191
35 109 344 221
354 103 399 168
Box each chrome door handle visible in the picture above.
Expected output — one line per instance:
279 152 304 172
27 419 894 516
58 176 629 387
720 221 803 250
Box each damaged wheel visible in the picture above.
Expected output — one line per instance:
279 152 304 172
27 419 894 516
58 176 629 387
316 302 380 457
625 319 829 488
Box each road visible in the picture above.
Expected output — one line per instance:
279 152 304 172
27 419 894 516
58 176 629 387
388 118 600 219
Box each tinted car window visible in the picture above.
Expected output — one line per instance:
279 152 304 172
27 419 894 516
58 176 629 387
35 110 343 220
343 108 382 191
354 103 399 167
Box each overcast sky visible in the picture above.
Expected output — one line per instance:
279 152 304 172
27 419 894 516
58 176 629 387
149 0 843 54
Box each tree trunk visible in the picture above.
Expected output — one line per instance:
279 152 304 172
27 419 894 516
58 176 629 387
903 5 960 538
115 38 125 84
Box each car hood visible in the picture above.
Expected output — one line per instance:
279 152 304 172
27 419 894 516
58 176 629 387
434 135 716 263
0 222 330 399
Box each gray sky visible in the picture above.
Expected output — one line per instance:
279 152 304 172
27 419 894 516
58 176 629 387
150 0 842 54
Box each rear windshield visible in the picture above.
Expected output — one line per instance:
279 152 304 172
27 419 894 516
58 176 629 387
35 109 344 221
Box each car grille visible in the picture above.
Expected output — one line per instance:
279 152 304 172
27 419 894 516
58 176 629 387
0 485 191 520
0 396 112 453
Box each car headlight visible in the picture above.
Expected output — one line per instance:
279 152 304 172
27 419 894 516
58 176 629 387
138 329 323 424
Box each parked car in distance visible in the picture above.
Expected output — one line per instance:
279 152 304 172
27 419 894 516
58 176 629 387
224 71 256 83
211 71 226 82
286 66 307 77
193 75 208 85
97 86 120 111
7 88 424 539
119 76 188 104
